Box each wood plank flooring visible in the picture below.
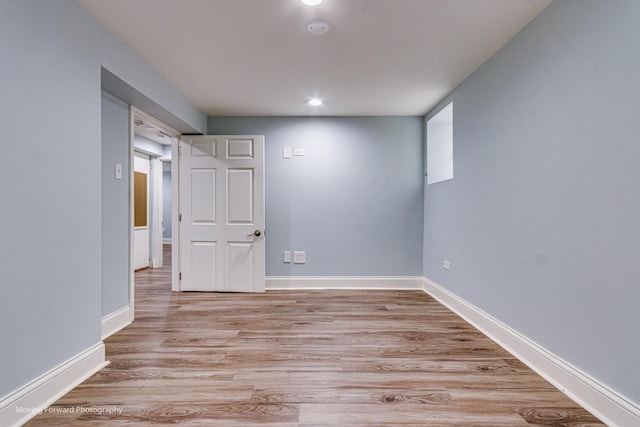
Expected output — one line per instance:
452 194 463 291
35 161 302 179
26 246 604 426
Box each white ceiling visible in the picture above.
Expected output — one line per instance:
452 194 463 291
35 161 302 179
79 0 551 117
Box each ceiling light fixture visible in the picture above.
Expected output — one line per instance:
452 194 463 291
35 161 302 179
307 20 330 35
301 0 323 6
308 98 323 106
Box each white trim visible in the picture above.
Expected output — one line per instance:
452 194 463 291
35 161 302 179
150 157 163 269
422 277 640 427
171 138 180 292
101 306 132 340
266 276 424 290
128 107 136 322
0 343 107 427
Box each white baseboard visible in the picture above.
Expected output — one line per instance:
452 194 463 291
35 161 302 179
101 306 131 340
266 276 425 290
422 277 640 427
0 342 107 427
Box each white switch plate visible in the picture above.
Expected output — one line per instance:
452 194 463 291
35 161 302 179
283 251 291 263
443 260 451 271
294 148 305 156
283 146 292 159
294 251 306 264
114 163 122 180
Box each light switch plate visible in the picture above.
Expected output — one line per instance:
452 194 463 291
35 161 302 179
294 148 305 156
443 260 451 271
114 163 122 180
283 251 291 263
294 251 306 264
283 146 292 159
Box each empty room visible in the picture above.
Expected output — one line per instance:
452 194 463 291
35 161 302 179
1 1 639 426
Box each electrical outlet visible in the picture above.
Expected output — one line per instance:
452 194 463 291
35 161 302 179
294 148 305 156
283 146 292 159
283 251 291 263
443 260 451 271
294 251 306 264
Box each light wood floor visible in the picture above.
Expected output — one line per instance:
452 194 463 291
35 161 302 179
27 246 604 426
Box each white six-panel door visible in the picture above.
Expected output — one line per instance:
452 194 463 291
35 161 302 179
178 135 265 292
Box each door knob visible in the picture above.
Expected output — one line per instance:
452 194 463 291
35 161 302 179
247 230 262 238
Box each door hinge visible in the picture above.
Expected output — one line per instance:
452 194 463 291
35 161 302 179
179 213 182 222
179 272 182 281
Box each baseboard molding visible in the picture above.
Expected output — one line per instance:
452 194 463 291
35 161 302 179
422 277 640 427
101 306 131 340
266 276 425 290
0 342 107 427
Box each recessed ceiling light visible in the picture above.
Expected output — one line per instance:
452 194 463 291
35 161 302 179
301 0 323 5
307 20 330 35
308 98 322 106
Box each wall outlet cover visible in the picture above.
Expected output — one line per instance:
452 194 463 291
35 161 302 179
294 251 306 264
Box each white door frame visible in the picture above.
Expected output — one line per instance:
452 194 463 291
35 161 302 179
171 138 180 291
128 107 135 321
150 156 164 269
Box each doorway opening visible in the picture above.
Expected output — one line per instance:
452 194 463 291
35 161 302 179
130 108 179 318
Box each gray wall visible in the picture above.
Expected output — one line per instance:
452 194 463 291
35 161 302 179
134 135 164 157
0 0 204 398
0 0 102 398
423 0 640 405
101 93 130 316
209 117 424 277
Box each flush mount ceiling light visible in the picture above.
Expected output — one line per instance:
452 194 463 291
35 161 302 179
307 20 330 35
301 0 323 5
307 98 323 106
